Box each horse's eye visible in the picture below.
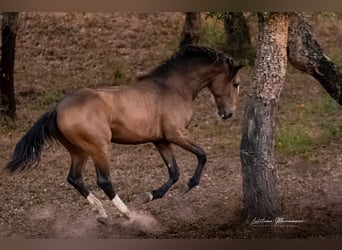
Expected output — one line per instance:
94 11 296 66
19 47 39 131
233 83 239 88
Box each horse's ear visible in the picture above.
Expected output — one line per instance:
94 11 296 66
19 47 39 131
231 64 245 76
234 64 245 73
236 64 245 71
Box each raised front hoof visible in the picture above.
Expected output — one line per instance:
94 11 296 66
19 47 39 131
141 192 154 204
96 216 109 225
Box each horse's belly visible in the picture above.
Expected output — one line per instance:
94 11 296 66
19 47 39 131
110 125 161 144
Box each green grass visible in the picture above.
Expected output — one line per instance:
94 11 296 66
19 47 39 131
200 17 226 48
0 115 18 134
35 89 63 108
100 59 132 85
276 94 342 155
156 35 181 65
144 16 227 66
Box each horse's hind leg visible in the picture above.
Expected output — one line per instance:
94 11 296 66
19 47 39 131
65 146 108 223
67 152 89 197
144 142 179 203
91 150 131 219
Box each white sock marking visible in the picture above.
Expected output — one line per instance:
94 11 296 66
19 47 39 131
147 192 153 202
112 194 130 216
87 192 108 218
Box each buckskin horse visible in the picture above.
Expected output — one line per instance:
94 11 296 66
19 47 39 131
6 45 243 224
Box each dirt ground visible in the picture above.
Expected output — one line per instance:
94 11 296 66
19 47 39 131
0 12 342 239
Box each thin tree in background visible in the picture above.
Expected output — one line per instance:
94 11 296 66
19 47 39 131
240 13 289 222
0 12 18 119
224 12 255 65
179 12 201 49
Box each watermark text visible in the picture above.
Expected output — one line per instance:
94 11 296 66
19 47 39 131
250 217 305 228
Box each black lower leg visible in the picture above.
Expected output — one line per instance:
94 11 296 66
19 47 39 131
188 148 206 190
171 134 207 193
152 158 179 200
67 172 89 198
96 168 116 200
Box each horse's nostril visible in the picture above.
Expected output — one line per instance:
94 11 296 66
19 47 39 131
223 112 233 120
218 110 233 120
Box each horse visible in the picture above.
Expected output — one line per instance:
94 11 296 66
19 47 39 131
6 45 244 224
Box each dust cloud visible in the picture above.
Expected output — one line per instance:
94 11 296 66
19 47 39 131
122 210 165 234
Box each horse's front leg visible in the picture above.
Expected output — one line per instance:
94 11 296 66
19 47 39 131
144 142 180 203
169 130 207 192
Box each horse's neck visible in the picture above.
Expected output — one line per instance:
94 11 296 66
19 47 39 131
167 66 212 101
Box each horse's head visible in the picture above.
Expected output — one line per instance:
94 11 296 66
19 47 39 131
208 64 244 120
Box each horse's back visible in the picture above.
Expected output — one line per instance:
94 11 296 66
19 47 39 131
97 84 165 144
56 88 108 122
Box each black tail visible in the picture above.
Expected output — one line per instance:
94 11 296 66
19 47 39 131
6 109 60 173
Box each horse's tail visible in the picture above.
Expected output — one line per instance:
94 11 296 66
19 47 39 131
6 109 61 173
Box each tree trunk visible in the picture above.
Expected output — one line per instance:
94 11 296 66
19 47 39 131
240 13 289 222
0 12 18 119
224 12 255 65
288 13 342 105
179 12 201 49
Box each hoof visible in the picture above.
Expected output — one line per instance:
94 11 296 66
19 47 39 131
96 216 109 225
180 182 190 194
141 192 154 204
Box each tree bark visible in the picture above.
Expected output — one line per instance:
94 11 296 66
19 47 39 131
0 12 18 119
240 13 289 222
179 12 201 49
288 13 342 105
224 12 255 65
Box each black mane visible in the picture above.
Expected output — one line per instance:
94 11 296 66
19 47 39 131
137 45 238 81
